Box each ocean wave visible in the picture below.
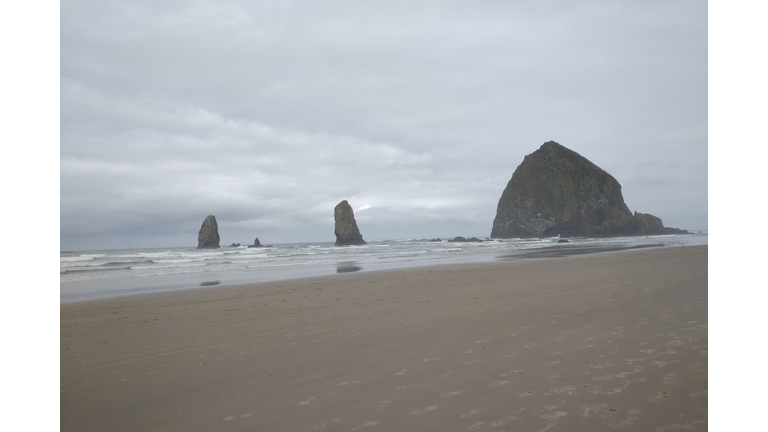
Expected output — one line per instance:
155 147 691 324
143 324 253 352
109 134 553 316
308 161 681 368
61 266 131 274
131 262 207 270
102 260 153 266
60 254 106 262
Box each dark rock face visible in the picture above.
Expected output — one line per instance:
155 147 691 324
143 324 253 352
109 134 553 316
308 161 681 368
491 141 639 238
334 200 366 246
634 212 664 235
633 212 690 235
448 236 484 243
247 238 262 248
229 243 241 247
197 215 220 249
662 227 690 235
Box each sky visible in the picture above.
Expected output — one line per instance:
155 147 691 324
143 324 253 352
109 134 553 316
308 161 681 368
60 0 708 250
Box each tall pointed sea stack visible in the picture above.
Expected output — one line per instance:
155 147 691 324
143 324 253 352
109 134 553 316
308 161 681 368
491 141 638 238
197 215 220 249
334 200 366 246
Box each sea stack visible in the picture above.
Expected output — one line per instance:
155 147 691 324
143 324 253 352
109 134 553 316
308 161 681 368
491 141 639 238
197 215 220 249
334 200 367 246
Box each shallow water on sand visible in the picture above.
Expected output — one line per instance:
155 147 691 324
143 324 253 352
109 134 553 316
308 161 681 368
60 232 707 301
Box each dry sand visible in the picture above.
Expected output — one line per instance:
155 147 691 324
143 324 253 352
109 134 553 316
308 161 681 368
61 245 707 431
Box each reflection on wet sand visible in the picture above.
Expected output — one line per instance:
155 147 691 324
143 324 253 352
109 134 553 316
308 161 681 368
337 261 362 273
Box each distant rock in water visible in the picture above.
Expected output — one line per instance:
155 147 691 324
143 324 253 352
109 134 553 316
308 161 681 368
197 215 220 249
334 200 367 246
491 141 686 238
228 243 241 247
448 236 484 243
247 238 263 248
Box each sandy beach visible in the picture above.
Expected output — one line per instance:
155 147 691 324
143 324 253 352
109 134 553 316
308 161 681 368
61 245 707 431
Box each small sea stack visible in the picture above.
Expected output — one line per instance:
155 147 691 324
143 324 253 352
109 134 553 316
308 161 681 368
247 238 263 248
334 200 366 246
197 215 220 249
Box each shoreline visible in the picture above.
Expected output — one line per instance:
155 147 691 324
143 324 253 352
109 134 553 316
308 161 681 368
61 245 707 431
60 240 699 303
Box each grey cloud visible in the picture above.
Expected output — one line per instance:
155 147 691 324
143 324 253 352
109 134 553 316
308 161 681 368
61 0 707 249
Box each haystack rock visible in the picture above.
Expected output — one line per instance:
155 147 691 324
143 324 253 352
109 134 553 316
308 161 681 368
247 238 262 248
334 200 366 246
197 215 220 249
491 141 680 238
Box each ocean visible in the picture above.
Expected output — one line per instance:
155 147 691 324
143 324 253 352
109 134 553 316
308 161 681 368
60 232 708 302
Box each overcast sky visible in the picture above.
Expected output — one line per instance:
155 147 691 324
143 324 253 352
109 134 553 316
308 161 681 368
60 0 707 250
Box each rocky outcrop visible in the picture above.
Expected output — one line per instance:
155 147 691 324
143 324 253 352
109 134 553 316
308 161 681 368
228 243 241 247
197 215 220 249
334 200 366 246
661 227 690 235
634 212 689 235
247 238 262 248
491 141 685 238
448 236 484 242
634 212 664 235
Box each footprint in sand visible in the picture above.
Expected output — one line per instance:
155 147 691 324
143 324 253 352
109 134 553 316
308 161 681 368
490 416 517 426
488 380 508 387
411 405 438 414
461 409 481 418
439 390 461 398
581 403 608 417
608 409 641 428
299 396 315 405
398 383 416 390
351 421 379 430
540 411 567 422
468 417 517 429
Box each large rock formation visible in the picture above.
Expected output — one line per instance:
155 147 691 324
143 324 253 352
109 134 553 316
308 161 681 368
197 215 220 249
491 141 684 238
334 200 367 246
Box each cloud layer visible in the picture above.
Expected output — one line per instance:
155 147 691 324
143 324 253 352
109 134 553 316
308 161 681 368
61 0 707 249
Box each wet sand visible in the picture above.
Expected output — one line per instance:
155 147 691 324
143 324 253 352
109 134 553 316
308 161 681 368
61 245 707 431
